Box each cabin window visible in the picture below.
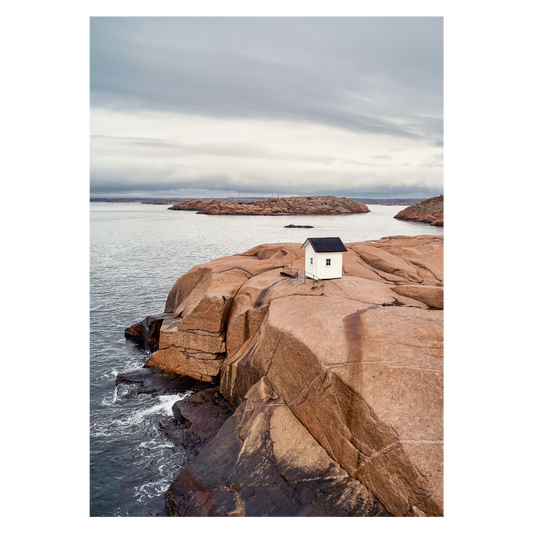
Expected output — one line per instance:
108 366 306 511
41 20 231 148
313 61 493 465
326 258 331 266
310 257 313 265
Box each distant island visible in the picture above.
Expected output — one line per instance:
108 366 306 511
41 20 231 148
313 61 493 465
168 196 370 215
349 197 428 206
142 199 184 205
90 196 431 207
106 198 136 203
394 195 443 226
142 197 262 205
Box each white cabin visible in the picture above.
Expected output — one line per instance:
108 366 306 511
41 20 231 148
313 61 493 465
301 237 347 280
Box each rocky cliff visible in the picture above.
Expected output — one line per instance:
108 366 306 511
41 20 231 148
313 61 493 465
394 195 444 226
168 195 370 215
126 236 443 516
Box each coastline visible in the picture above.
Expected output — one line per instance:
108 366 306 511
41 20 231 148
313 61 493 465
125 236 444 516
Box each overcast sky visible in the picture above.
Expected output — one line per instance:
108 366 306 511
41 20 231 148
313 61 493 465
90 17 443 198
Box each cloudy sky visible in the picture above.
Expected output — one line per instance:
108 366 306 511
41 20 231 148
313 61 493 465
90 17 443 198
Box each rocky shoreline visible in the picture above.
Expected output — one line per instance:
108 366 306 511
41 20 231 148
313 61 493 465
168 195 370 215
125 236 443 516
394 195 444 226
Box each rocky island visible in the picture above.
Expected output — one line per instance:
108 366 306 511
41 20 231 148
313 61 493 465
125 235 443 517
394 195 444 226
168 195 370 215
284 224 314 228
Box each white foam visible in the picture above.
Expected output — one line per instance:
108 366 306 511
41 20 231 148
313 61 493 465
92 390 193 441
138 441 174 451
126 393 183 420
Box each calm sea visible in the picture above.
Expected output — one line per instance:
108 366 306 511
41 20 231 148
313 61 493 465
90 201 444 516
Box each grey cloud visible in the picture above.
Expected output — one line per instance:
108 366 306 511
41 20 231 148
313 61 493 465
421 153 444 167
90 161 442 198
91 17 442 143
91 135 187 150
313 185 442 199
90 17 443 198
91 134 292 161
91 134 388 169
188 142 288 160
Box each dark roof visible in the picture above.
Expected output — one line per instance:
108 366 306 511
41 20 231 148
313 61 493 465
301 237 348 253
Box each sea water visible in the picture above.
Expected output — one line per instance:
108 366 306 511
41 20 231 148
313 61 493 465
89 201 443 516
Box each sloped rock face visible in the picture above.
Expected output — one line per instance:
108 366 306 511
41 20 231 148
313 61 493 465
168 195 370 215
222 300 442 516
166 377 391 517
127 235 443 516
228 237 443 517
394 195 444 226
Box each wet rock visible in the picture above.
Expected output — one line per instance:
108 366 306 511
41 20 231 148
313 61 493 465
116 367 212 397
124 312 172 352
160 387 235 453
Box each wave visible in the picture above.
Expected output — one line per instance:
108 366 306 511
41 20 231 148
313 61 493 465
92 392 190 438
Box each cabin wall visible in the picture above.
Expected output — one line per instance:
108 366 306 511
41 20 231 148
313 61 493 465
303 243 343 280
304 245 319 278
316 251 343 279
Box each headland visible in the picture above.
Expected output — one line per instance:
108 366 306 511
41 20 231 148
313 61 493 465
125 235 443 517
394 195 444 226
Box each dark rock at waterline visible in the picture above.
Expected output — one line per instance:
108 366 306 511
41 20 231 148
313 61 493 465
284 224 314 228
165 378 390 517
116 367 212 398
159 387 234 453
124 312 172 351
